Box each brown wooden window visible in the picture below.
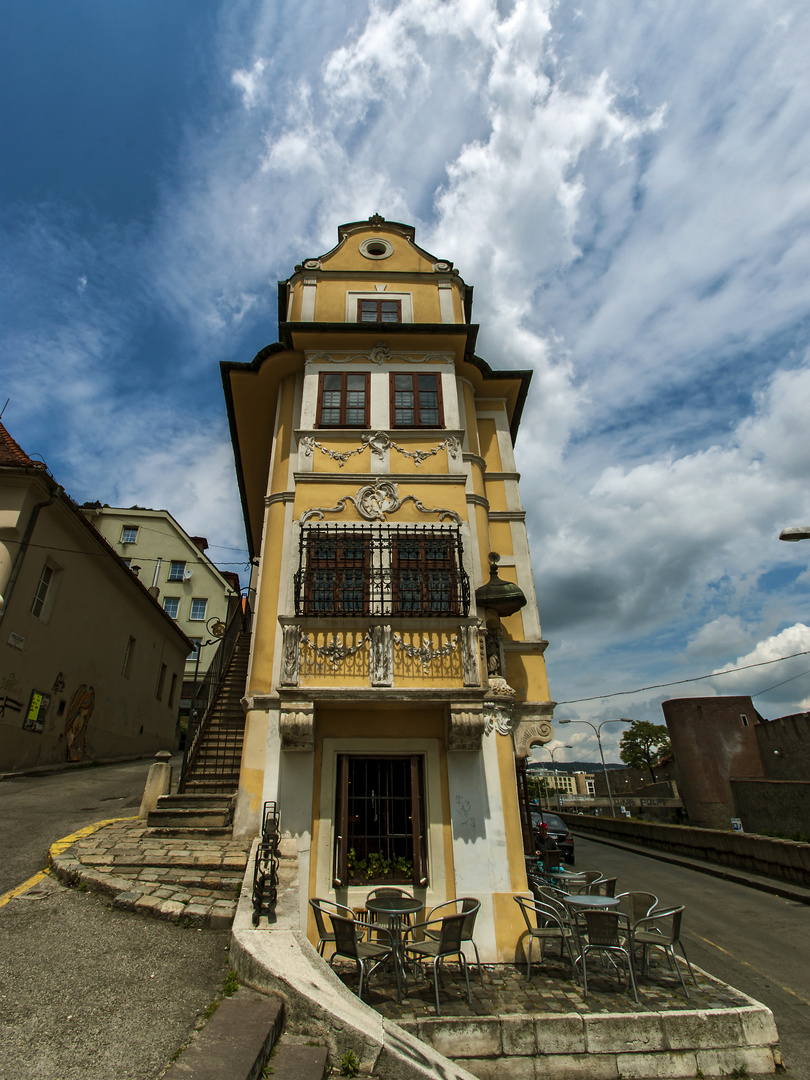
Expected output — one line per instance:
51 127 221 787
334 755 427 887
390 372 443 427
357 298 401 323
392 534 460 615
301 531 370 615
316 372 369 428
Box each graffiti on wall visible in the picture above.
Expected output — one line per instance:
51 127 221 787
62 684 95 761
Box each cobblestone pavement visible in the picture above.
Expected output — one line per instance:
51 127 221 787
333 950 750 1021
50 818 252 930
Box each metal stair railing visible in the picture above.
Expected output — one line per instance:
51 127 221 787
179 598 251 793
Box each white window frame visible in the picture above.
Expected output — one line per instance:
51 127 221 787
168 561 186 582
189 598 208 622
30 562 60 622
121 525 139 544
162 597 180 619
345 291 413 323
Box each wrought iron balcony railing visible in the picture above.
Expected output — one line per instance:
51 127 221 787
294 523 470 619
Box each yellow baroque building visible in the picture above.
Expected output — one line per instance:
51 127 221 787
222 216 555 961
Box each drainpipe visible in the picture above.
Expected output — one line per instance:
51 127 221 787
0 484 62 626
152 557 162 589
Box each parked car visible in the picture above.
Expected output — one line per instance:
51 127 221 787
531 811 575 864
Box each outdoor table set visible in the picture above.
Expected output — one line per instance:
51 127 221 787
310 889 482 1014
517 868 698 1002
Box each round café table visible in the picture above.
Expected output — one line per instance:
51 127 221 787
364 895 423 1002
562 893 620 910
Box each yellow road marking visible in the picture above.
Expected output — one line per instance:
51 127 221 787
692 932 810 1006
0 816 138 910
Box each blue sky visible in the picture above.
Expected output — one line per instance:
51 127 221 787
3 0 810 762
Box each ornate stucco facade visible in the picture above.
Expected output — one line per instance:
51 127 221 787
222 217 555 960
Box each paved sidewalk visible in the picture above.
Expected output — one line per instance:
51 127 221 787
50 818 252 930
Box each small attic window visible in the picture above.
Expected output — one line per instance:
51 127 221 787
360 237 393 260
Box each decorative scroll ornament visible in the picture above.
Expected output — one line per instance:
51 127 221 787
300 480 461 523
483 676 518 737
393 632 458 673
308 342 452 366
300 632 370 670
299 431 461 468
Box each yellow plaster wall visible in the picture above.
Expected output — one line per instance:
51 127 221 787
463 384 481 458
488 521 514 556
477 418 502 471
484 479 508 513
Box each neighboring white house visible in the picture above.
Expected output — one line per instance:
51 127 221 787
81 506 241 711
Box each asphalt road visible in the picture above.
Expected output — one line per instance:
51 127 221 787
0 758 231 1080
575 833 810 1079
0 756 172 894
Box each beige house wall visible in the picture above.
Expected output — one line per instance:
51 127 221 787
0 475 189 772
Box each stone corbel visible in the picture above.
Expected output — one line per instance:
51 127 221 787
280 701 315 751
510 702 556 759
446 704 486 751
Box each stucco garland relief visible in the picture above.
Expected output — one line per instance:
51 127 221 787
300 480 461 523
308 342 452 366
299 431 461 468
392 632 458 673
300 631 369 671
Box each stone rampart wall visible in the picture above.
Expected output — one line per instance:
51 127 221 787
559 812 810 886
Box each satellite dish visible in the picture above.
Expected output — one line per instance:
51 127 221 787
183 568 193 581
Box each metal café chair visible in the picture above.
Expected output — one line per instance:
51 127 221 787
309 898 361 957
403 911 472 1015
586 876 617 897
513 894 579 981
615 891 658 928
579 909 638 1003
424 897 483 985
630 906 698 998
566 870 603 893
327 912 399 1001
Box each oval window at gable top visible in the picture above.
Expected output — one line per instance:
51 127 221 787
359 237 394 260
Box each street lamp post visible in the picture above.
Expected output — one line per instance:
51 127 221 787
541 743 572 810
779 526 810 542
558 718 633 817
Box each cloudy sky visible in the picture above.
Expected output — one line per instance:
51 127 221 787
3 0 810 762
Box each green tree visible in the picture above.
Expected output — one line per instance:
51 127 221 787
619 721 671 782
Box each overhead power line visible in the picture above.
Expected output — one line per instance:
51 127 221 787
557 649 810 704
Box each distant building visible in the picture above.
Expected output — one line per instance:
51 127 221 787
81 506 240 712
663 696 810 835
0 422 190 772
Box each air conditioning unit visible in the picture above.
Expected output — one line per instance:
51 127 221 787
183 568 193 581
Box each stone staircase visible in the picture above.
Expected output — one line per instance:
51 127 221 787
181 630 251 795
147 632 251 837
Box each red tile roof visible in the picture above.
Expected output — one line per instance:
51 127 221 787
0 420 41 468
